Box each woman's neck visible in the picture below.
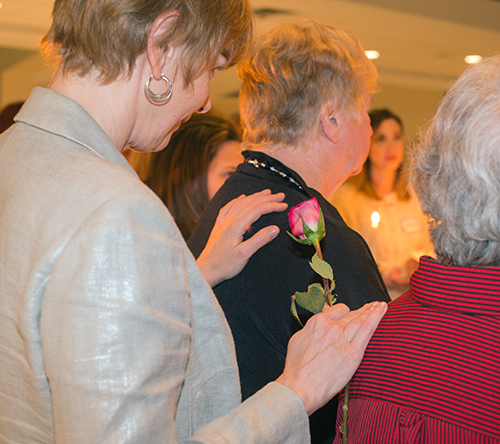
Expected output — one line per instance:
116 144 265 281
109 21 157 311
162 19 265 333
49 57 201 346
49 66 139 153
247 142 349 199
369 165 398 197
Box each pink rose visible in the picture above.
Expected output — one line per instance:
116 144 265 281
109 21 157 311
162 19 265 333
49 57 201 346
288 197 325 244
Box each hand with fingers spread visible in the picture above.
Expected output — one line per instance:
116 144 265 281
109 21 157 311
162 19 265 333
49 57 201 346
197 189 288 287
276 301 388 415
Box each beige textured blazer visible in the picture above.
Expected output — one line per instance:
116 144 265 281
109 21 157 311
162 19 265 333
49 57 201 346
0 87 309 444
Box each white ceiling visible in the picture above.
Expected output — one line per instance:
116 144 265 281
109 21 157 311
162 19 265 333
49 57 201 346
1 0 499 110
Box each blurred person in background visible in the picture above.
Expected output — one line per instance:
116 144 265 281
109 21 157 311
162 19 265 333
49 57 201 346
0 101 24 133
189 20 390 444
145 112 243 239
333 54 500 444
330 108 432 299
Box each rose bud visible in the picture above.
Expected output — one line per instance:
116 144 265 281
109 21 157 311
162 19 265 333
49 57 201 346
287 197 325 246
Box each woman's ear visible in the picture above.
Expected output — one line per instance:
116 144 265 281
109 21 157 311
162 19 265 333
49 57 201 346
146 11 179 80
320 103 341 144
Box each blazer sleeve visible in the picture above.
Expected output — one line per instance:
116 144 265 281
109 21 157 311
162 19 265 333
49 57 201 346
40 193 309 444
186 383 310 444
41 193 192 443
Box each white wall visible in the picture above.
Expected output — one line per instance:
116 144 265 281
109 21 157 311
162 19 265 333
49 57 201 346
371 82 446 143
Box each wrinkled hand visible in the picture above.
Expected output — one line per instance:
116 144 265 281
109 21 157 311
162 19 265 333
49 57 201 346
197 189 287 287
276 301 387 415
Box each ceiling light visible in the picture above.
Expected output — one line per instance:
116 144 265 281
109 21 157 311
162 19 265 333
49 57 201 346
365 50 380 60
464 55 482 65
0 3 3 9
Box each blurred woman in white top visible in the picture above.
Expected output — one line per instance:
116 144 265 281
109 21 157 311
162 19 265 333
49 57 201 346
331 109 433 299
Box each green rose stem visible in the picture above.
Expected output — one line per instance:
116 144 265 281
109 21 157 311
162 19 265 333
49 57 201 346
342 384 350 444
287 198 348 442
312 238 348 443
311 239 348 443
311 239 332 306
302 231 348 443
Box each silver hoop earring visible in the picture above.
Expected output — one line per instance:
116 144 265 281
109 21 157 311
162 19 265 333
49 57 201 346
144 73 173 105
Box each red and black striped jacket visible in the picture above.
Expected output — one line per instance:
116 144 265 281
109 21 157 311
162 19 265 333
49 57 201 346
334 256 500 443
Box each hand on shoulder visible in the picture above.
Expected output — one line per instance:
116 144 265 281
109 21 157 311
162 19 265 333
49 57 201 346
276 301 387 415
197 189 287 287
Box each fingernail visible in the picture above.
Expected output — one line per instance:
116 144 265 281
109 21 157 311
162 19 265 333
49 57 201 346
269 226 279 237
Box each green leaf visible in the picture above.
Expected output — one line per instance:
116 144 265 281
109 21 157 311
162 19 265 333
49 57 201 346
308 282 324 292
290 296 304 327
287 231 312 245
310 253 334 282
294 283 325 314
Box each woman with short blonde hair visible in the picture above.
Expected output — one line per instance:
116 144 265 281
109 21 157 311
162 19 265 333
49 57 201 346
189 20 389 444
238 20 377 147
0 2 388 444
43 0 253 84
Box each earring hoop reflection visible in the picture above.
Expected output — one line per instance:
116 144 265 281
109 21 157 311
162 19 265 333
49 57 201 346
144 73 173 105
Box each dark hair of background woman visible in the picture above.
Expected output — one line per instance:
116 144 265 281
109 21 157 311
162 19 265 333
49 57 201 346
0 102 24 134
352 108 411 201
145 112 241 240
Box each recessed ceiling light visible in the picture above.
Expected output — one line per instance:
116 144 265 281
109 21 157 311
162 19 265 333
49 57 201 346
464 55 482 65
365 50 380 60
0 3 3 9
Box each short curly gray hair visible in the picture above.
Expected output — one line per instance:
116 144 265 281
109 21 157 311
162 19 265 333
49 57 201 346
410 55 500 266
238 20 377 146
